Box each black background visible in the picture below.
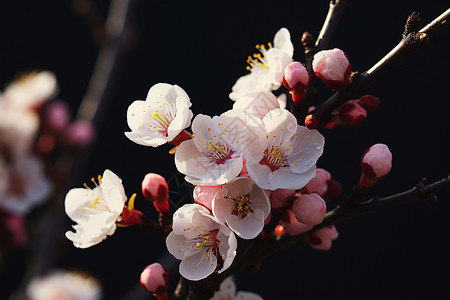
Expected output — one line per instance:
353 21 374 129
0 0 449 299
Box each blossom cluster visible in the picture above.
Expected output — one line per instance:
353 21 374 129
124 28 330 281
63 26 394 297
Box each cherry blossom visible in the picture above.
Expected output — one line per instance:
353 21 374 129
2 70 58 111
166 204 237 281
175 109 246 186
230 28 294 101
26 270 102 300
125 83 193 147
0 154 51 215
211 276 263 300
212 177 270 239
64 169 128 248
240 108 325 190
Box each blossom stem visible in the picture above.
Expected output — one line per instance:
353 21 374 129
292 0 347 123
305 8 450 127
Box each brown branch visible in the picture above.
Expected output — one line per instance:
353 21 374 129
308 8 450 127
293 0 346 123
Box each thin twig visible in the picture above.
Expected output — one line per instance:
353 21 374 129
293 0 346 123
309 8 450 126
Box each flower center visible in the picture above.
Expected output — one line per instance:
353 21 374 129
260 145 289 172
148 111 171 137
246 42 273 71
79 175 110 218
229 193 253 218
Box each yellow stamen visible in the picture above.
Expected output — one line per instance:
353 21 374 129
152 112 169 127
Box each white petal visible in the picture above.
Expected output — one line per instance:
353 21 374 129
102 169 127 214
266 48 293 86
218 230 237 273
273 27 294 58
246 161 274 190
226 209 265 239
64 188 91 223
250 183 271 217
126 100 147 132
288 127 325 173
146 83 176 100
211 193 235 224
179 248 217 281
269 165 317 190
233 91 280 120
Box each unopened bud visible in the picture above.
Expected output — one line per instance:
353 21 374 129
282 62 311 95
42 100 70 133
305 224 339 251
270 188 295 210
338 102 367 125
279 209 313 236
357 95 380 112
305 114 319 129
302 168 331 196
292 193 326 226
140 263 169 299
142 173 169 213
63 120 95 149
360 143 392 188
312 48 351 90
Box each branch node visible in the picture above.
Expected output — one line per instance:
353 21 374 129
403 11 421 37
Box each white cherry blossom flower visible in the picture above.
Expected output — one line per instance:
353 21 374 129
230 28 294 101
0 103 40 155
166 204 237 281
212 177 270 239
26 270 102 300
175 109 246 186
3 70 58 111
240 108 324 191
0 154 51 215
125 83 193 147
211 276 264 300
64 169 128 248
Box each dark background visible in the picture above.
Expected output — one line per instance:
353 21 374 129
0 0 449 299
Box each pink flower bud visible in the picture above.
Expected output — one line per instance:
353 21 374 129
140 263 169 298
357 95 380 112
193 185 222 210
302 168 331 196
270 188 295 210
306 225 338 251
360 144 392 188
282 62 311 96
338 102 367 125
142 173 169 213
63 120 95 149
42 100 71 133
279 209 313 236
292 193 326 226
312 48 351 90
